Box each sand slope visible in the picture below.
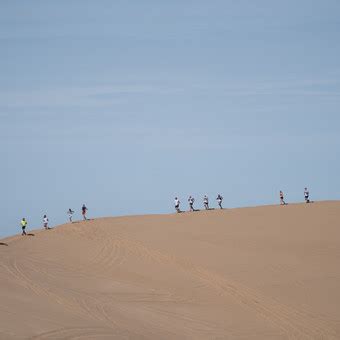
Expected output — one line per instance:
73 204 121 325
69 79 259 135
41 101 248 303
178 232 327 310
1 201 340 339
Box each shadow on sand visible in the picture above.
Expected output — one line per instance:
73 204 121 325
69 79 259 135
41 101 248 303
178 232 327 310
71 219 94 224
27 233 35 236
0 242 8 246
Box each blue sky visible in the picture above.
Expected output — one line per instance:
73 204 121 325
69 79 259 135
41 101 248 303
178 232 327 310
1 0 340 237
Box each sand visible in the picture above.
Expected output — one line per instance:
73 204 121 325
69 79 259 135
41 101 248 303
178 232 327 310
1 201 340 339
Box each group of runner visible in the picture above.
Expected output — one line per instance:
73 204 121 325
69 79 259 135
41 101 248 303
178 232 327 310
67 204 88 222
19 188 312 235
279 188 311 205
174 194 223 213
20 204 89 236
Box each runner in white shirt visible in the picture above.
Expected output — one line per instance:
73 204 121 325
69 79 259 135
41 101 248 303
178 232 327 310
216 194 223 209
67 208 74 222
304 188 310 203
43 215 49 230
203 195 209 210
174 197 180 213
188 196 195 212
280 191 286 205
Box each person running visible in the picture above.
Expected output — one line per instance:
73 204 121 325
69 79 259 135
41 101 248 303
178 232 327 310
21 218 27 236
216 194 223 209
43 215 49 230
67 208 74 222
203 195 209 210
188 196 195 212
82 204 88 220
304 187 310 203
174 197 180 213
280 191 286 205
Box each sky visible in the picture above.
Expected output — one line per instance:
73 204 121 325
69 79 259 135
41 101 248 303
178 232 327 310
1 0 340 237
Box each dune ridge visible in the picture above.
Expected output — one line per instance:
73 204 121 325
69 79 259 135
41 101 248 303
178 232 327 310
1 201 340 339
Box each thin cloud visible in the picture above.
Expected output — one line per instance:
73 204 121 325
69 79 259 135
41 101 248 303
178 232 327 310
0 77 339 110
0 84 185 109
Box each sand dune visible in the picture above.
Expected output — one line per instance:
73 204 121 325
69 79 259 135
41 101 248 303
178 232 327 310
1 201 340 339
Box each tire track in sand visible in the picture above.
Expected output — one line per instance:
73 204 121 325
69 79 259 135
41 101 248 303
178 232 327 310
3 255 93 322
85 238 128 273
115 238 337 339
30 326 125 340
2 232 337 339
13 254 133 329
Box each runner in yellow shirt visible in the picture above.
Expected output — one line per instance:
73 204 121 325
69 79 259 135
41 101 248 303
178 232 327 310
21 218 27 236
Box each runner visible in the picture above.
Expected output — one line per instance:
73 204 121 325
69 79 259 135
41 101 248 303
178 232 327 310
67 208 74 222
280 191 286 205
174 197 180 213
188 196 195 212
216 194 223 209
21 218 27 236
82 204 88 220
43 215 49 230
203 195 209 210
304 187 310 203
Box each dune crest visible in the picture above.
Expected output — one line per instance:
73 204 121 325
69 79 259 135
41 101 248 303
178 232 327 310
1 201 340 339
